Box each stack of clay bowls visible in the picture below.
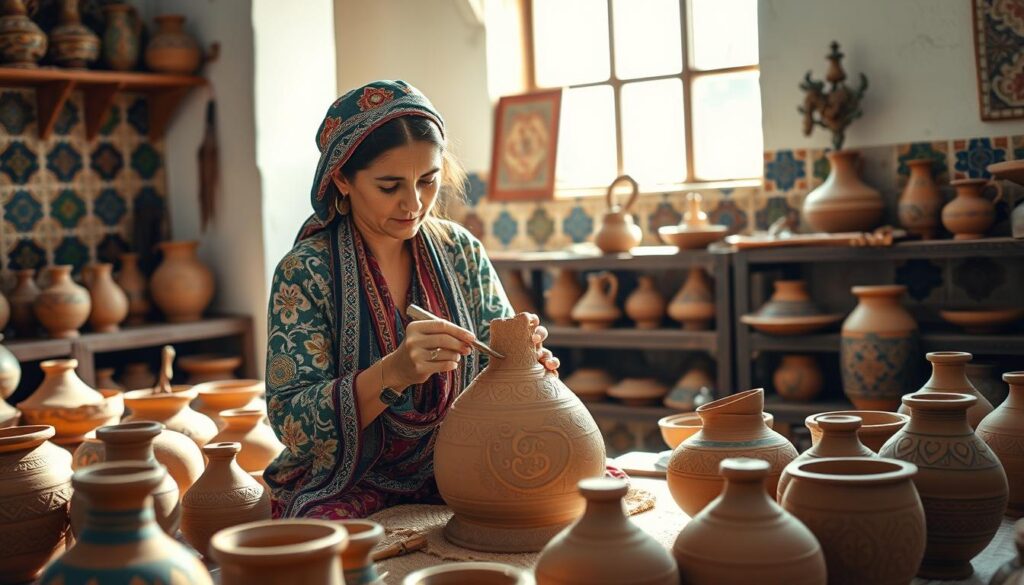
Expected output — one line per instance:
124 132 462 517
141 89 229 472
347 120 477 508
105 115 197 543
741 280 842 335
657 193 727 250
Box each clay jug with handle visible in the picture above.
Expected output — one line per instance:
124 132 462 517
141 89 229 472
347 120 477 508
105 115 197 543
570 272 620 330
943 178 1003 240
594 175 642 253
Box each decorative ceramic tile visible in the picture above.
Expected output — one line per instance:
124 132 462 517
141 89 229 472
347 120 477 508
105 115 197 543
94 187 126 226
90 143 124 181
809 149 830 187
562 202 593 244
97 233 129 264
0 91 33 134
127 97 149 135
953 137 1007 179
50 188 86 229
895 259 943 302
526 206 554 247
99 105 121 137
461 210 485 240
648 195 682 234
754 196 799 231
897 141 950 185
953 257 1004 301
7 238 45 271
46 142 82 183
0 141 38 185
53 101 80 136
972 0 1024 120
492 208 518 248
4 189 42 233
708 198 748 235
130 143 161 180
53 236 89 272
465 172 486 207
763 149 808 193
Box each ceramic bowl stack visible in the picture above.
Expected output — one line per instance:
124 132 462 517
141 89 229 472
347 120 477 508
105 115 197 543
741 280 843 335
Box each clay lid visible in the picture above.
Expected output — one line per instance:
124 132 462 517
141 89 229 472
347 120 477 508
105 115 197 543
816 414 862 433
1004 371 1024 385
577 477 628 502
788 457 917 486
901 391 977 411
210 519 348 566
718 457 770 482
0 424 54 453
926 351 972 364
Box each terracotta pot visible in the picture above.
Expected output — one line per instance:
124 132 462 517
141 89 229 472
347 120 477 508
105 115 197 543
802 150 883 233
782 457 926 585
9 268 40 337
672 458 826 584
210 519 348 585
404 563 535 585
34 265 91 338
607 377 668 406
535 477 679 585
879 392 1008 580
898 158 943 239
85 262 129 333
625 275 666 329
666 388 798 516
545 269 583 326
145 14 201 74
501 269 536 315
49 0 99 68
840 285 919 411
19 359 122 446
978 372 1024 518
434 314 606 553
181 442 271 558
667 266 715 330
594 175 642 253
659 411 774 450
943 178 1002 240
117 252 149 325
210 408 284 473
72 424 203 495
150 240 215 322
0 425 73 583
773 355 822 402
563 367 614 402
0 0 46 67
0 336 22 398
570 272 620 330
101 3 140 71
777 414 875 499
42 461 212 584
968 361 1008 407
663 364 715 410
338 520 385 585
805 410 909 453
179 353 243 384
123 385 218 448
756 280 820 317
120 361 155 390
193 378 264 427
898 351 993 429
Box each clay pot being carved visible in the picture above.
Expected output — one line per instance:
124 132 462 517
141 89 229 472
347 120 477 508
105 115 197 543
192 379 264 427
0 425 73 583
86 262 129 333
802 150 883 233
977 372 1024 518
120 362 155 390
145 14 201 74
594 175 642 253
840 285 919 411
571 272 620 330
49 0 99 68
943 178 1002 240
563 367 614 402
898 351 993 429
501 270 536 315
898 158 943 239
535 477 679 585
777 414 875 500
625 275 666 329
663 363 716 410
805 410 909 453
150 240 215 322
338 520 386 585
666 388 798 516
434 313 606 553
879 392 1008 580
545 269 583 326
672 458 827 585
210 408 284 474
773 355 823 402
123 385 218 448
19 358 122 446
0 0 47 68
179 354 244 384
10 268 40 337
210 519 349 585
0 335 22 398
72 423 203 495
667 267 715 330
782 457 926 585
34 265 91 338
117 252 150 325
404 562 535 585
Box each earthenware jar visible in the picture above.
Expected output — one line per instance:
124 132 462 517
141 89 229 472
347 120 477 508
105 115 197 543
0 0 46 67
338 520 385 585
210 408 283 473
563 367 614 402
179 354 243 384
116 252 149 325
545 269 582 326
10 268 40 337
898 158 943 239
193 378 264 427
502 269 536 314
802 150 883 233
0 335 21 399
666 388 799 516
34 265 91 338
667 266 715 330
41 461 213 584
145 14 201 74
758 280 819 317
805 410 909 452
673 458 827 585
663 363 715 410
49 0 99 68
782 457 926 585
898 351 993 428
978 372 1024 518
72 423 203 495
0 425 73 583
404 562 535 585
879 392 1008 580
943 178 1002 240
571 272 620 330
840 285 918 410
625 275 666 329
120 361 155 390
150 240 215 322
123 385 218 448
535 478 679 585
773 355 822 402
594 175 642 253
434 313 605 552
18 358 119 445
968 361 1008 407
85 262 128 333
777 414 875 499
210 519 348 585
101 3 140 71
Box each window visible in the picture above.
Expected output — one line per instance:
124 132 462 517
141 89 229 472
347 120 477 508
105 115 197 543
527 0 762 193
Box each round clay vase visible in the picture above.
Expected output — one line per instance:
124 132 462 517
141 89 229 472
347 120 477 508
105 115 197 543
773 355 823 402
48 0 99 68
10 268 40 337
72 424 203 495
434 313 606 553
802 150 884 233
968 361 1009 407
666 388 799 517
101 3 140 71
977 372 1024 518
781 457 926 585
563 367 614 402
663 364 715 410
0 335 22 398
777 414 875 499
120 361 155 390
210 519 349 585
840 285 919 411
0 425 73 583
805 410 909 453
144 14 201 74
594 175 642 254
210 408 284 473
18 358 120 446
85 262 129 333
123 385 218 448
545 269 583 326
898 158 943 239
178 354 243 384
501 269 536 315
338 520 386 585
943 178 1002 240
667 266 715 330
672 458 827 585
181 442 271 558
625 275 666 329
150 240 215 322
117 252 149 325
0 0 47 68
535 477 679 585
34 265 91 338
41 461 213 585
404 562 535 585
570 272 620 330
879 392 1009 580
898 351 994 429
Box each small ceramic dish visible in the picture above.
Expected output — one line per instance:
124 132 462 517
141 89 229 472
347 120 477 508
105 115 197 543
740 313 844 335
658 224 728 250
939 308 1024 334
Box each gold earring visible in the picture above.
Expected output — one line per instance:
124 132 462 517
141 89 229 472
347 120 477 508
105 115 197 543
335 194 350 216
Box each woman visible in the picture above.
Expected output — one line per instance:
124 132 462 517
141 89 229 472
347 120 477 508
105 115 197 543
264 80 559 519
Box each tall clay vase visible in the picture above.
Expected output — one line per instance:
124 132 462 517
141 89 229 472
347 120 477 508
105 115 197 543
117 252 150 325
210 519 349 585
210 408 284 474
898 158 943 239
123 385 218 448
879 392 1009 580
9 268 40 337
667 266 715 330
802 150 883 233
101 3 140 71
840 285 918 411
0 0 47 68
181 442 271 558
501 270 536 315
898 351 993 429
535 477 679 585
545 269 582 326
85 262 129 333
672 458 827 585
144 14 201 74
782 457 926 585
943 178 1001 240
40 461 213 585
34 265 91 338
338 520 386 585
18 358 120 446
49 0 100 68
666 388 798 517
625 275 666 329
434 313 606 553
150 240 215 322
0 425 73 583
978 372 1024 518
773 354 823 402
570 272 620 330
777 414 875 500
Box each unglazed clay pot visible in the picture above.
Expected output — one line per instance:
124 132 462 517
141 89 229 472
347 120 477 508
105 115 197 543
85 262 129 333
179 354 243 384
666 388 798 516
0 425 73 583
802 149 883 233
777 414 875 499
210 519 349 585
594 175 642 254
18 358 121 446
0 0 47 68
563 368 614 402
145 14 201 74
120 361 155 390
210 408 284 473
659 411 774 450
117 252 150 325
49 0 99 68
898 351 993 429
501 269 536 314
879 392 1009 580
773 355 822 402
805 410 909 452
123 385 217 448
434 313 606 553
840 285 918 411
34 265 91 338
150 240 215 322
898 158 943 239
192 378 264 427
607 377 668 406
663 363 715 410
782 457 926 585
570 272 620 330
0 335 22 398
72 424 203 495
943 178 1002 240
667 266 715 330
535 477 678 585
40 461 213 585
978 372 1024 518
9 268 40 337
625 275 666 329
545 269 583 326
338 520 385 585
181 442 271 558
672 458 827 584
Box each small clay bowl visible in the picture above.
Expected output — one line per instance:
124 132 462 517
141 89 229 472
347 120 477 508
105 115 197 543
740 313 844 336
658 224 728 250
658 411 775 449
939 307 1024 334
805 410 910 453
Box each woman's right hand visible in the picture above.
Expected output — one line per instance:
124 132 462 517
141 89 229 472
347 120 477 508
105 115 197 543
387 319 475 387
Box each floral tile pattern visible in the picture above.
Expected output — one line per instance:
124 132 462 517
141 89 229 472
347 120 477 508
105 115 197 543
895 259 943 302
99 105 121 137
94 188 126 226
91 143 124 181
4 189 43 232
953 137 1007 179
562 203 593 244
709 199 748 235
1 141 38 184
127 97 149 135
465 172 486 207
131 143 161 179
492 208 518 247
54 236 89 272
46 142 83 183
809 149 830 186
53 102 80 136
648 196 682 234
763 149 807 193
51 189 86 228
7 239 45 271
0 91 33 134
526 206 554 247
953 257 1004 301
754 196 799 231
897 141 949 185
97 233 130 265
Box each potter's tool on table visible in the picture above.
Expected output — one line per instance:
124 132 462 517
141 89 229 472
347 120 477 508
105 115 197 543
371 532 428 561
406 304 505 360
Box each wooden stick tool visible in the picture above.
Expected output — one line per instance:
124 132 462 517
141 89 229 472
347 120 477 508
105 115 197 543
406 304 505 360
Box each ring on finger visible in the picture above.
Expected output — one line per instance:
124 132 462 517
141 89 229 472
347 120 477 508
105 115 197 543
429 347 441 361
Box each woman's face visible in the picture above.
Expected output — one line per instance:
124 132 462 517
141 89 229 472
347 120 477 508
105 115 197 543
333 141 443 243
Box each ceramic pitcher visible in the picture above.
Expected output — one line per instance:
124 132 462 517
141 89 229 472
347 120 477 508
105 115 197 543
570 272 620 330
594 175 642 253
943 178 1003 240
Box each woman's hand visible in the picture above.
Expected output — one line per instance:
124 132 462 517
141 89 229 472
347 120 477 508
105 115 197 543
389 319 474 387
525 313 560 373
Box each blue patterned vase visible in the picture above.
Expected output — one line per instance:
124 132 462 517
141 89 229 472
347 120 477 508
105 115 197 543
101 3 139 71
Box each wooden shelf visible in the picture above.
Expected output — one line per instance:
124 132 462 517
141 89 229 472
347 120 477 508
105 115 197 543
75 316 252 353
5 338 73 362
748 331 1024 355
489 246 724 271
740 237 1024 265
545 325 718 351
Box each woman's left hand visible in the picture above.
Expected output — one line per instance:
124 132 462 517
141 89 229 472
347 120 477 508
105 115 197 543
524 313 559 373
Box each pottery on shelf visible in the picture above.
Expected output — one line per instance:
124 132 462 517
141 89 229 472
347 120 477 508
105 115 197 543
49 0 99 68
501 269 537 315
802 149 883 233
624 275 665 329
0 0 47 67
34 265 91 338
338 520 386 585
607 377 668 406
667 266 715 330
943 178 1003 240
659 411 774 450
939 307 1024 334
898 158 943 239
0 335 21 399
85 262 129 333
977 372 1024 518
805 410 909 453
145 14 201 74
434 313 606 553
898 351 993 429
120 361 155 390
404 562 535 585
773 354 823 402
968 361 1009 407
570 272 620 330
178 354 244 384
663 363 716 410
150 240 215 322
777 414 875 499
10 268 40 337
18 358 122 446
563 368 615 402
989 160 1024 239
192 378 265 427
210 408 283 474
657 192 727 250
117 252 150 325
740 280 843 335
594 175 642 254
95 367 122 391
210 519 349 585
101 2 140 71
545 269 583 326
72 423 203 496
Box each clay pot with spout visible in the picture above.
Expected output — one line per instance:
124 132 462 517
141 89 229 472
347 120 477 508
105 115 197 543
898 351 993 429
150 240 215 322
802 150 884 233
34 265 91 338
210 408 284 474
625 275 665 329
86 262 129 333
898 158 943 239
117 252 150 325
594 175 642 253
667 266 715 330
545 269 582 326
777 414 875 499
9 268 40 337
977 372 1024 518
570 272 620 330
501 269 536 314
0 0 47 68
338 520 386 585
49 0 100 68
943 178 1003 240
145 14 201 74
210 519 349 585
18 358 122 446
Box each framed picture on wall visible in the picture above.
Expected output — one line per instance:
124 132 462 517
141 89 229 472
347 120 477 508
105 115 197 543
972 0 1024 120
487 89 562 201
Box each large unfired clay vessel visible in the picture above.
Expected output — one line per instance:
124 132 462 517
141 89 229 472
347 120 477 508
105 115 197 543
624 275 666 329
898 351 993 429
570 272 620 330
34 265 90 338
150 240 215 322
123 385 218 448
545 269 583 326
210 408 283 473
434 313 606 553
667 267 715 330
338 520 386 585
978 372 1024 518
802 150 883 233
777 414 875 500
210 519 348 585
86 262 129 333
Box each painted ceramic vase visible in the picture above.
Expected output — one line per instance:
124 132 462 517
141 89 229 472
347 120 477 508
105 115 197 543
192 378 264 427
49 0 99 68
150 240 215 322
39 461 213 585
570 272 620 330
898 158 943 239
210 408 283 474
101 3 140 71
773 355 823 402
624 275 666 329
178 354 243 384
777 414 875 499
34 265 91 338
545 269 583 326
667 266 715 330
594 175 642 253
210 519 348 585
144 14 201 74
116 253 149 325
123 385 218 448
404 562 535 585
563 367 614 403
0 335 22 399
898 351 993 429
18 358 122 446
0 0 46 67
977 372 1024 518
86 263 129 333
805 410 909 452
672 458 827 585
338 520 385 585
802 150 883 233
120 362 155 390
663 363 715 410
0 425 73 583
943 178 1002 240
782 457 926 585
434 313 606 553
840 285 918 411
666 388 798 516
72 424 203 496
879 392 1008 580
501 269 536 315
10 268 40 337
